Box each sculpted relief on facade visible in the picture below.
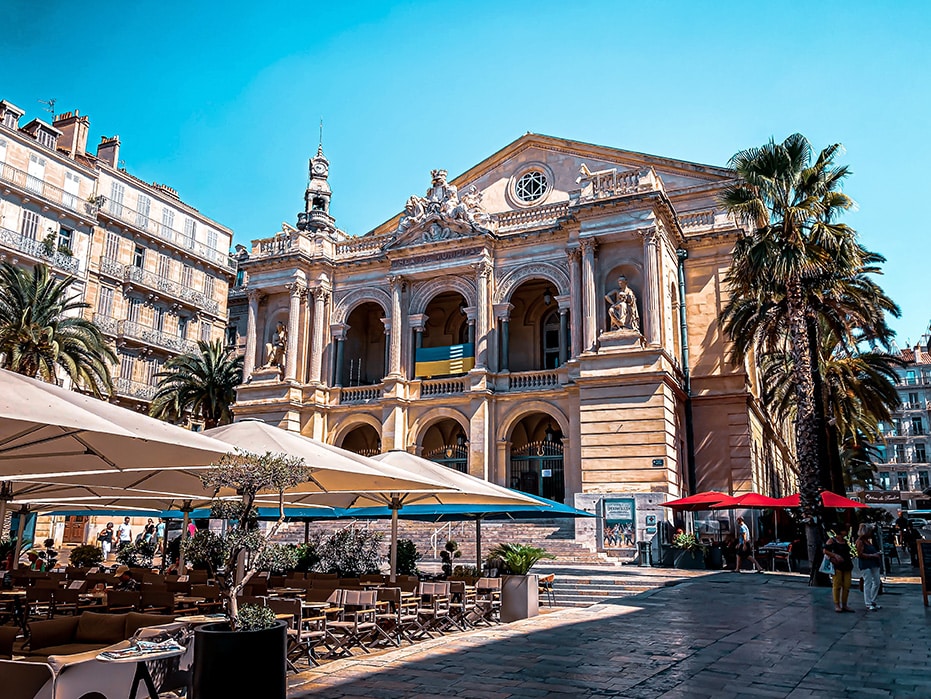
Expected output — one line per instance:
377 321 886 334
394 169 495 244
605 276 640 333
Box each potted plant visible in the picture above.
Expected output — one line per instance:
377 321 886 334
67 544 103 569
487 543 555 622
440 539 461 577
183 450 310 699
671 531 708 569
395 538 422 576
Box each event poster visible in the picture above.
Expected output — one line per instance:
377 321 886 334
603 498 636 548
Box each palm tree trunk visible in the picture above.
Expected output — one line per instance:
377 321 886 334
807 317 841 493
787 287 823 585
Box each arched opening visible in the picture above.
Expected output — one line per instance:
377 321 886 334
508 413 565 502
506 279 568 372
340 424 381 457
342 302 386 386
416 291 472 378
421 418 469 473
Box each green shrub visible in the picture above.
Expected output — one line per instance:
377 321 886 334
256 543 299 574
294 539 321 572
116 540 156 568
452 565 480 578
236 603 277 632
395 539 421 576
440 540 461 577
486 543 555 575
68 544 104 569
317 528 383 577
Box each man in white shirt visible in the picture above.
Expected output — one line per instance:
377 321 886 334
117 517 132 550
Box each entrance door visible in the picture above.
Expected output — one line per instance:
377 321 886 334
509 440 565 503
62 516 88 544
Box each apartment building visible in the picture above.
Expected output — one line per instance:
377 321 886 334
0 98 235 411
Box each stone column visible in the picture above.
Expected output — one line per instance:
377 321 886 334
642 227 661 345
580 238 598 351
472 261 492 369
308 286 329 384
567 247 582 358
284 281 305 382
330 323 348 387
493 303 513 373
408 314 426 378
387 275 404 378
558 307 569 366
243 289 261 378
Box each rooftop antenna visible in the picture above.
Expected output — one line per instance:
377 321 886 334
38 98 56 116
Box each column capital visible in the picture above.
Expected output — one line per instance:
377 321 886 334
380 317 392 334
387 273 405 289
471 261 493 279
556 294 571 312
461 305 476 323
493 302 514 321
408 313 428 331
312 285 330 302
579 237 598 254
286 281 307 298
329 322 349 340
566 246 582 263
246 288 263 302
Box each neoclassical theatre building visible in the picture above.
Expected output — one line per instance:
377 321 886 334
231 134 793 541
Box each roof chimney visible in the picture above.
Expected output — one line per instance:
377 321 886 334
53 110 90 157
97 135 120 168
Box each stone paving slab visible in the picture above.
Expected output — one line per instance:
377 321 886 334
289 572 931 698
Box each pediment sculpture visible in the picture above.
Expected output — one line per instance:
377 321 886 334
393 169 496 244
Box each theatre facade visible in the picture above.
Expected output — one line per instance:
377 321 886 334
230 134 794 541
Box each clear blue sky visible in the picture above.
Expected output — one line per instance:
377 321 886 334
3 1 929 340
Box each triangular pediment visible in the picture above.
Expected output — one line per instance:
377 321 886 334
369 134 734 238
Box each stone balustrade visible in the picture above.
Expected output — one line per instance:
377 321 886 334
678 209 716 229
0 226 80 275
497 202 570 233
254 232 297 257
507 369 560 391
334 233 391 258
421 377 467 397
338 384 384 404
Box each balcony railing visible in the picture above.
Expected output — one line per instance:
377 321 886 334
338 384 383 404
421 377 466 397
0 226 80 274
93 314 198 354
507 369 560 391
497 202 570 233
114 377 157 401
334 234 391 259
0 162 90 218
100 199 234 271
124 261 220 316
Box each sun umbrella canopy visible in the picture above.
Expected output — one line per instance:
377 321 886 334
0 368 233 478
769 492 870 509
661 491 731 511
709 493 783 509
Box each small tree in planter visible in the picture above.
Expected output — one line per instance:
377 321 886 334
487 543 556 622
395 538 422 576
116 539 157 568
440 540 461 577
68 544 104 569
183 450 310 699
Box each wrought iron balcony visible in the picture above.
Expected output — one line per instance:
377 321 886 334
0 226 80 275
114 377 157 401
99 259 220 316
92 313 198 354
0 162 92 219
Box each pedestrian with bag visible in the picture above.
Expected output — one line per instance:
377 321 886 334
856 524 882 611
824 523 854 612
734 516 764 573
97 521 114 559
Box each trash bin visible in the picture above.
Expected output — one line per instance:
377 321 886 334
637 541 652 567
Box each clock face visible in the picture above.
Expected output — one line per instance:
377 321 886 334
312 162 327 176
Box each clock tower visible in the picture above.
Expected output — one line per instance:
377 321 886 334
297 144 335 233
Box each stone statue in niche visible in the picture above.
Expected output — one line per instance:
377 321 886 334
605 276 640 332
264 321 288 369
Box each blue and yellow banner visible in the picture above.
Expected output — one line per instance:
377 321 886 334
415 343 475 378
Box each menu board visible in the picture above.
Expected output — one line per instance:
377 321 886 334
919 540 931 607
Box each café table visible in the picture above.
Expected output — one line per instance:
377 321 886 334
1 589 27 633
269 587 305 598
97 644 186 699
173 596 205 610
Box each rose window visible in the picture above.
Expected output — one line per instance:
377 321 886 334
515 170 548 203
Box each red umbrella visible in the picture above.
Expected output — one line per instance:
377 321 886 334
662 491 731 511
709 492 783 509
769 492 869 509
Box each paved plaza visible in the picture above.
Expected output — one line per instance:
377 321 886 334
289 571 931 699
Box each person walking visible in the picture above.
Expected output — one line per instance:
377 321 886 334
734 516 764 573
902 522 921 567
156 518 166 554
117 516 133 550
824 524 854 612
97 522 114 559
856 524 882 611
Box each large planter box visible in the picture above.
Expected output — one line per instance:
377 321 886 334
673 549 707 570
500 574 539 623
192 621 287 699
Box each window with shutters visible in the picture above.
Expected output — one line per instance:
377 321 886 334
37 130 56 149
58 227 74 255
97 286 114 317
104 231 120 260
136 194 151 229
179 316 189 340
154 306 165 332
161 208 175 238
0 138 8 164
204 275 215 301
27 155 45 193
127 297 141 323
183 218 196 249
109 181 125 216
181 265 193 288
897 472 909 491
119 353 135 381
145 358 160 385
21 210 40 239
200 321 211 343
133 246 145 269
158 253 171 279
206 228 218 252
63 172 80 209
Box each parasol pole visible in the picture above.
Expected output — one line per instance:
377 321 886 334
12 505 28 566
389 496 400 583
178 500 192 572
475 516 483 573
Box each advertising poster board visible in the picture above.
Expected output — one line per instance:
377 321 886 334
918 539 931 606
603 498 636 548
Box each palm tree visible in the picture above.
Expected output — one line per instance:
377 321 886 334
149 339 243 428
0 261 115 395
719 134 898 577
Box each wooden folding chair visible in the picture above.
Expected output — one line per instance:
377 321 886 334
141 588 176 614
326 589 379 657
538 574 556 607
472 577 501 625
376 587 421 645
448 580 476 630
418 582 453 636
106 590 141 613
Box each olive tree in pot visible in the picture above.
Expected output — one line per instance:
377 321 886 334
183 450 310 699
487 543 555 622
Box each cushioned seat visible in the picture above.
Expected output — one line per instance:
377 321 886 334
25 643 107 657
